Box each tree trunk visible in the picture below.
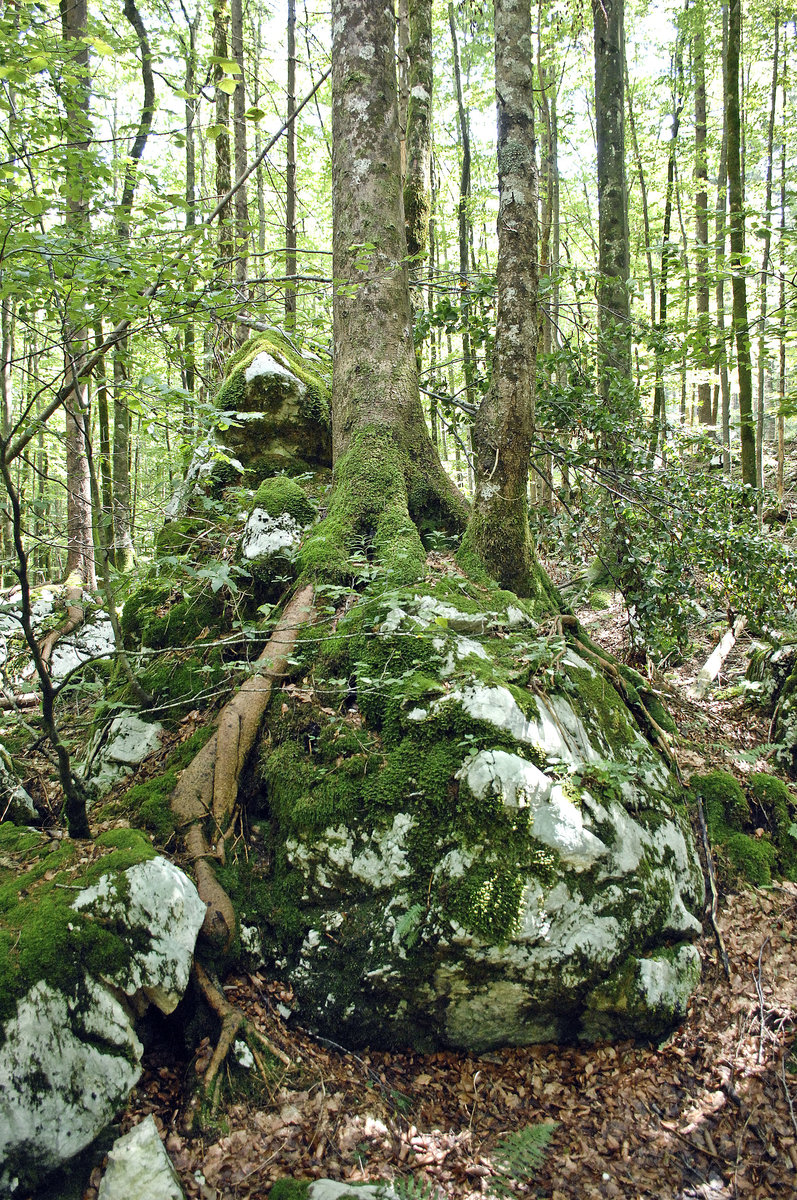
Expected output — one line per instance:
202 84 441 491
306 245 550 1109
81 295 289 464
230 0 249 347
466 0 551 604
778 34 787 503
449 2 476 413
756 10 779 497
285 0 297 329
694 0 713 428
404 0 433 261
307 0 466 583
725 0 757 487
213 0 234 366
593 0 631 412
60 0 96 590
715 35 731 471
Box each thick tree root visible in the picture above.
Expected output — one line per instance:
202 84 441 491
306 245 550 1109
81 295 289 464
695 795 732 981
171 585 315 948
39 583 85 666
192 961 291 1112
554 615 681 776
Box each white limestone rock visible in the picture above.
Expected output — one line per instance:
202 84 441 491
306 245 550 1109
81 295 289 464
0 745 35 822
242 509 303 561
73 857 206 1013
98 1115 185 1200
50 613 115 682
0 980 143 1194
85 712 164 795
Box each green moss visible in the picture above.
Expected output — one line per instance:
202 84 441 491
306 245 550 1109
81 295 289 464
723 831 777 886
251 477 316 525
748 773 797 880
0 827 156 1027
154 518 212 559
268 1182 310 1200
692 770 749 837
216 332 331 428
298 427 427 583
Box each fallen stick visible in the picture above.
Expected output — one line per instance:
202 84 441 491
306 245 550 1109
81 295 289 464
695 794 732 981
693 615 748 698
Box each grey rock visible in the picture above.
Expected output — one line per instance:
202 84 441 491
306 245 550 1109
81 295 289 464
98 1116 185 1200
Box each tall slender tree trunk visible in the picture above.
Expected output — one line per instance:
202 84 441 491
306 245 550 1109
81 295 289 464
285 0 298 329
725 0 757 487
715 29 731 471
593 0 631 412
230 0 249 347
694 0 713 427
757 10 779 497
213 0 234 367
404 0 433 260
777 32 788 503
0 299 14 579
448 2 476 412
467 0 551 603
60 0 96 590
182 3 200 455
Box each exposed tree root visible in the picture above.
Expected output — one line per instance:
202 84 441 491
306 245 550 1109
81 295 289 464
694 794 732 981
171 585 315 949
192 961 291 1112
39 582 85 666
554 615 680 774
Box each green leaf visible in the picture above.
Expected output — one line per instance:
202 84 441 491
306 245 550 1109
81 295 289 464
211 57 240 73
205 124 226 142
20 198 46 217
244 106 267 122
217 77 238 95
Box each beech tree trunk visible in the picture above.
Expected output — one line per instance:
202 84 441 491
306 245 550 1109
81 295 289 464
213 0 234 365
694 2 713 427
404 0 433 260
725 0 757 487
593 0 631 412
466 0 550 602
321 0 466 579
285 0 297 328
230 0 249 347
60 0 96 590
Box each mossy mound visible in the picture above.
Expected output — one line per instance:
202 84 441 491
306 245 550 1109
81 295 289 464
745 638 797 773
240 476 318 597
213 332 331 479
692 768 797 886
234 570 703 1052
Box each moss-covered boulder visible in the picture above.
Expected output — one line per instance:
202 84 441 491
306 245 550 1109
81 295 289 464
243 573 704 1052
214 331 331 480
0 828 206 1194
745 638 797 773
240 476 317 594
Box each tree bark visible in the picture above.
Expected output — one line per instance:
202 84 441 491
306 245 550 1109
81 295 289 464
466 0 550 602
285 0 297 328
213 0 234 366
60 0 96 590
756 10 779 496
725 0 757 487
404 0 433 261
448 2 476 412
313 0 466 583
230 0 249 347
694 0 713 427
593 0 631 412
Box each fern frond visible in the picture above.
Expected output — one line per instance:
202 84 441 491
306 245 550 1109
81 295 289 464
391 1173 445 1200
490 1121 558 1196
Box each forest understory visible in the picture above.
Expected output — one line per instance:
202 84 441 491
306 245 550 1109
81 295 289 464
47 585 797 1200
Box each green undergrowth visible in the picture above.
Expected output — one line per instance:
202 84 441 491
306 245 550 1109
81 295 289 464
691 769 797 885
0 826 156 1030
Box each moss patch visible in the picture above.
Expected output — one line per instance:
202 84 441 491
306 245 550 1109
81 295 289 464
0 826 156 1028
691 769 794 886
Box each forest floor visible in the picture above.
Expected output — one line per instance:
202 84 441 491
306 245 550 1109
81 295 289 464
79 596 797 1200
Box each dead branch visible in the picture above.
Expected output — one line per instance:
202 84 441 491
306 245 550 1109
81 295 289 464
693 615 748 698
695 793 732 981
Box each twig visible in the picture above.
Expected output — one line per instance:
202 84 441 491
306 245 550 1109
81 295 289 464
695 794 732 981
753 937 771 1064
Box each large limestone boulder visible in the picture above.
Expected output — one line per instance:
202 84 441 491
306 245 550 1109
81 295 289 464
0 831 205 1195
250 575 704 1052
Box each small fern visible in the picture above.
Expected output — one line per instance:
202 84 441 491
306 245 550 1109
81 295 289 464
490 1122 558 1196
391 1174 444 1200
